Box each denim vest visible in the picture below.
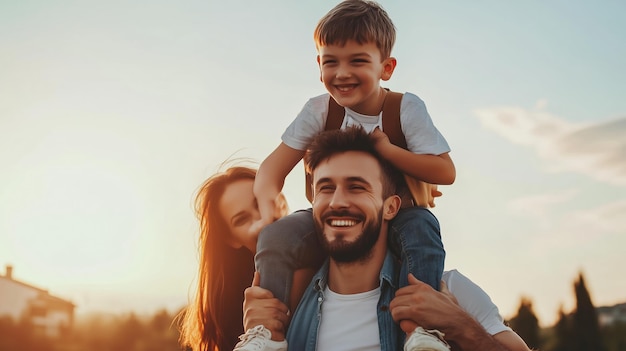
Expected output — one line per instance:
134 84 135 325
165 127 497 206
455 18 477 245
286 251 404 350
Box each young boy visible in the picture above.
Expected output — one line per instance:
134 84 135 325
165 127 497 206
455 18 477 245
236 1 455 350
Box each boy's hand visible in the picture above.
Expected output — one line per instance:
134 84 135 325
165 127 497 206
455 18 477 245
248 219 268 243
429 184 443 208
248 193 288 240
371 127 391 151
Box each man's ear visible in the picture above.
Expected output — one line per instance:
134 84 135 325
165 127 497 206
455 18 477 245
382 194 402 220
381 57 397 81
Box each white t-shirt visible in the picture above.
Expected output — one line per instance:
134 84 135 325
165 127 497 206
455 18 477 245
281 92 450 155
317 287 381 351
443 269 511 336
316 270 510 351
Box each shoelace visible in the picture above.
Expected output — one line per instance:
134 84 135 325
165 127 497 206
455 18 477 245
427 329 449 346
236 326 270 349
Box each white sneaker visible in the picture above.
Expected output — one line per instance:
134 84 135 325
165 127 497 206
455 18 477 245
233 325 288 351
404 327 450 351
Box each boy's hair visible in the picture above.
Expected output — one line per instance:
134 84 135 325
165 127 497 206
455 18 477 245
314 0 396 59
305 126 403 198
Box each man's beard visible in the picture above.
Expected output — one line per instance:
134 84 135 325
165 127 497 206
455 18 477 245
315 209 383 264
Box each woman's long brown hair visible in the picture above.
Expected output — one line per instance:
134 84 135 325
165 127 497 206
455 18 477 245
179 166 258 351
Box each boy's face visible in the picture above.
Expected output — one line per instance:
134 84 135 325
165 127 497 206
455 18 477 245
317 40 396 115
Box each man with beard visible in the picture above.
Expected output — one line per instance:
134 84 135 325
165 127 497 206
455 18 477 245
240 127 530 351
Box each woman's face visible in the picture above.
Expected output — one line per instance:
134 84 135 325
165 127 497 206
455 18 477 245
218 179 260 253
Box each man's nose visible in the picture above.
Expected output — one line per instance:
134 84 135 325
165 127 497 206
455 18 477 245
329 188 349 209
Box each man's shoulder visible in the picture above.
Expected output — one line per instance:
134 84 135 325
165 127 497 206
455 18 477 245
442 269 465 283
442 269 485 298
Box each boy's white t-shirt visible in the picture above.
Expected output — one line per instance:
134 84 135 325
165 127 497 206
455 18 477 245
281 92 450 155
316 269 511 350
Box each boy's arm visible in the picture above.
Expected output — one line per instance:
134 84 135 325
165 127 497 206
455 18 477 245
372 128 456 185
253 142 306 227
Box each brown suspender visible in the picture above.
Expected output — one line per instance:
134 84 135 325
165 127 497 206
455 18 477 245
326 91 405 146
305 91 433 207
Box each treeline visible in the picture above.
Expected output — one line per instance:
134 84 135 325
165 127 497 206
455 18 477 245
507 272 626 351
1 273 625 351
0 308 183 351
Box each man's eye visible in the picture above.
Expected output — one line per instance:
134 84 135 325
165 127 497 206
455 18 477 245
318 185 334 192
350 185 366 191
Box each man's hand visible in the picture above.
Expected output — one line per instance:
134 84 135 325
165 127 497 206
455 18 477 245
242 272 290 341
391 274 532 351
390 274 466 334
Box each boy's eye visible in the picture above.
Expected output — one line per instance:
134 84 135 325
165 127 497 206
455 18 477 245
322 59 337 66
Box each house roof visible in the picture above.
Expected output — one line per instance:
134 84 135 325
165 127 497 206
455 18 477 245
0 266 75 308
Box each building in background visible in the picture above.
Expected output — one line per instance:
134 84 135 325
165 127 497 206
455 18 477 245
598 302 626 327
0 264 75 338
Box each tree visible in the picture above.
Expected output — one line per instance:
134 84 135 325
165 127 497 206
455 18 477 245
509 297 540 349
551 306 575 351
111 313 145 351
572 272 605 351
0 316 55 351
602 321 626 351
548 272 607 351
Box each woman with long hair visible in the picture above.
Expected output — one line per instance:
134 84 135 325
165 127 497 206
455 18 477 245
178 165 293 351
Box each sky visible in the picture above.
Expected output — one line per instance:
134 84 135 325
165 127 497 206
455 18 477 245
1 0 624 327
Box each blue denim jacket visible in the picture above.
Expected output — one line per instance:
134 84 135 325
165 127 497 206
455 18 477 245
286 250 404 350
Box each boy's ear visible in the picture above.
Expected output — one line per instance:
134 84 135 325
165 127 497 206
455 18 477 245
381 57 397 81
317 55 323 82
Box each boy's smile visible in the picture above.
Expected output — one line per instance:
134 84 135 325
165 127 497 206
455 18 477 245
317 40 396 115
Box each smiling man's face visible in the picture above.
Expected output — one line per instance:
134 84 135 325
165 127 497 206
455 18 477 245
312 151 387 263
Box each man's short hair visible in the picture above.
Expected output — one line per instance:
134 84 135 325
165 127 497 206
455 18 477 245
305 126 403 198
313 0 396 59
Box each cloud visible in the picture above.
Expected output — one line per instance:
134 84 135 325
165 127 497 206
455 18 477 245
569 198 626 234
539 198 626 250
507 189 578 218
505 193 626 254
474 105 626 186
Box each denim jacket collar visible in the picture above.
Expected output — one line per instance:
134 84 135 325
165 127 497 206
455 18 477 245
287 250 402 351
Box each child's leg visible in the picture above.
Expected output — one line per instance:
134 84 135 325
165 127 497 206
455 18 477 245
389 206 444 291
255 208 324 308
